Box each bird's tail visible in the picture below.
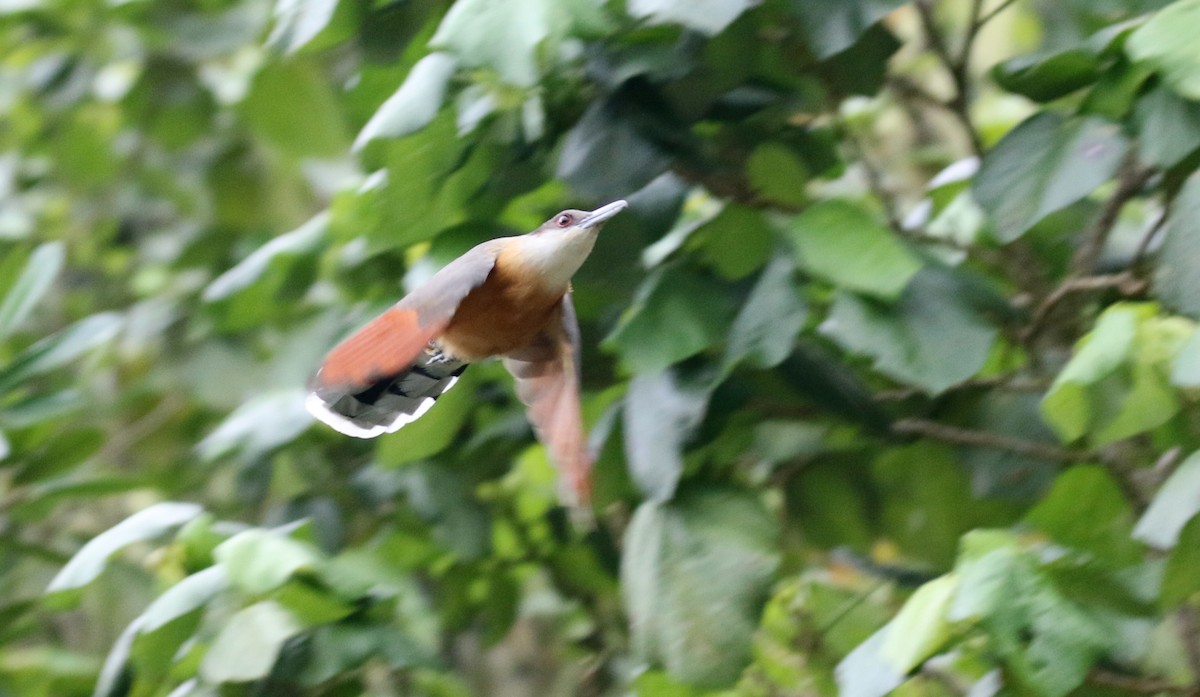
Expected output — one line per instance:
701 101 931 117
306 348 467 438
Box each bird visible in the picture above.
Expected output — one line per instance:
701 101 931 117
306 200 628 506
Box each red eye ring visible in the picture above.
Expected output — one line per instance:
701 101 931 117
555 214 573 227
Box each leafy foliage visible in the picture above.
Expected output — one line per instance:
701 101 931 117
7 0 1200 695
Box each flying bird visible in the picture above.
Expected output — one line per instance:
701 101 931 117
306 200 628 505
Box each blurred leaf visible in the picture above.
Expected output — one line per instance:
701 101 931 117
604 263 735 375
972 113 1128 242
720 256 807 376
788 199 921 300
430 0 551 88
45 503 203 600
214 529 322 595
557 98 672 202
684 204 774 280
1162 515 1200 604
0 242 64 341
881 574 959 674
623 369 710 501
835 625 905 697
1025 466 1140 565
267 0 339 54
272 581 353 626
199 601 303 683
1156 171 1200 319
0 312 122 394
197 389 313 462
746 143 809 207
1133 450 1200 550
1127 0 1200 100
992 49 1102 102
353 53 458 151
240 61 349 158
1041 304 1140 443
1171 329 1200 387
1133 82 1200 168
819 269 997 394
203 212 326 302
622 487 779 687
139 567 229 633
792 0 907 58
377 369 477 467
627 0 754 35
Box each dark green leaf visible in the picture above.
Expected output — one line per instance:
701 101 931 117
972 113 1128 242
622 488 779 687
819 269 997 394
791 0 908 59
721 256 807 375
1162 515 1200 605
557 99 671 201
746 143 810 207
603 264 735 375
1134 82 1200 168
788 199 921 300
992 49 1102 102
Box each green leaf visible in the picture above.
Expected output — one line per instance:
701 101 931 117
1171 329 1200 387
992 49 1102 102
792 0 908 59
720 256 808 376
1156 171 1200 319
139 567 230 633
787 200 922 300
622 488 779 687
557 99 671 202
1127 0 1200 100
603 264 735 375
240 61 349 158
1162 515 1200 604
272 581 354 626
1133 82 1200 168
45 502 203 599
0 312 122 394
197 389 313 462
1025 466 1140 565
684 204 774 281
972 113 1128 242
203 212 327 302
430 0 551 88
1040 304 1141 443
881 574 959 674
1133 450 1200 550
622 369 710 502
0 242 64 341
353 53 459 151
746 143 809 207
835 625 905 697
267 0 340 54
819 269 997 394
627 0 755 35
199 601 303 683
214 528 322 595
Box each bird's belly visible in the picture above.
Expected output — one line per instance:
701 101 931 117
439 270 564 361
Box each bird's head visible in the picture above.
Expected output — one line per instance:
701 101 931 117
515 200 628 290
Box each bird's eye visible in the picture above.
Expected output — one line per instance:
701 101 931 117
555 213 573 227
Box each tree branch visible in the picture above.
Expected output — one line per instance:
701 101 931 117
977 0 1021 28
1070 151 1154 276
891 418 1092 463
1022 271 1146 344
914 0 984 156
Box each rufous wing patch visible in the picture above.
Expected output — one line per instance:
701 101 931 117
502 295 592 507
311 307 446 391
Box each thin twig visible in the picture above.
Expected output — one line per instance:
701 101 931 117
914 0 984 155
874 375 1050 402
1132 206 1171 266
892 418 1093 463
977 0 1021 28
1071 151 1153 276
1022 271 1146 343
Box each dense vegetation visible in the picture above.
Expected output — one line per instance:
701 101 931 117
5 0 1200 694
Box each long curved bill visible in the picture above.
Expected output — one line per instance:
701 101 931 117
578 200 628 229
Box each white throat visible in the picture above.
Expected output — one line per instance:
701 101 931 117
515 229 599 291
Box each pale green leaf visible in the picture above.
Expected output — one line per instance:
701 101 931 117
623 370 710 502
627 0 755 35
353 53 458 151
430 0 550 88
1155 171 1200 319
203 212 327 301
0 242 64 340
214 529 322 595
881 574 959 674
1127 0 1200 100
199 601 303 683
1133 450 1200 550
